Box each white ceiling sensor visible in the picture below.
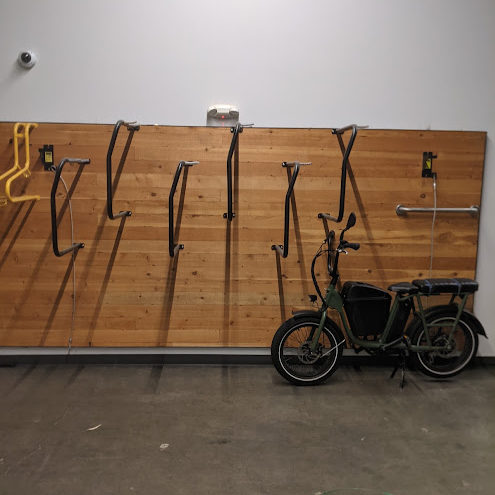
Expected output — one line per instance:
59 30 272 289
207 104 239 127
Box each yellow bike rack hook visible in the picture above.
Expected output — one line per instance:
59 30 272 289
0 122 40 206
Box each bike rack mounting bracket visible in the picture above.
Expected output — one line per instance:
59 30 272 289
50 157 90 257
169 160 199 257
107 119 140 220
1 122 40 206
223 122 253 221
271 161 311 258
318 124 367 224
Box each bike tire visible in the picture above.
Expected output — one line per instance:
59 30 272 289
408 307 479 378
271 315 344 386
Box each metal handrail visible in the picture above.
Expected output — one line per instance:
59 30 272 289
2 122 40 205
271 161 311 258
106 119 140 220
318 124 366 223
396 204 480 216
223 122 253 221
169 160 199 257
51 157 90 257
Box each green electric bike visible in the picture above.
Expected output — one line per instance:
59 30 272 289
271 212 487 386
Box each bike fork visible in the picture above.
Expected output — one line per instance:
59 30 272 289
309 310 346 356
309 311 327 352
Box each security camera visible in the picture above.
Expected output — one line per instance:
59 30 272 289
17 51 37 69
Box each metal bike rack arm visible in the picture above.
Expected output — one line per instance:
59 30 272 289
271 161 311 258
51 157 90 257
107 119 140 220
169 160 199 257
223 122 253 221
0 123 25 183
318 124 367 223
396 205 480 216
3 122 40 205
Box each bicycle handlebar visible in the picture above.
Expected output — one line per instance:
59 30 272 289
340 241 360 251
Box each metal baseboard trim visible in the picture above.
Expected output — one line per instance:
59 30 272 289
0 347 493 366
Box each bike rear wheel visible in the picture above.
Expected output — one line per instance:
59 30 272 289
409 309 479 378
271 316 344 385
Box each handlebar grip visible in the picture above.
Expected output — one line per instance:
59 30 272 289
341 240 360 250
346 242 360 251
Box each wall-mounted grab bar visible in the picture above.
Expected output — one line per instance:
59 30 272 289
396 204 480 216
318 124 367 223
169 160 199 257
51 157 90 257
271 161 312 258
223 122 253 221
1 122 40 206
107 119 140 220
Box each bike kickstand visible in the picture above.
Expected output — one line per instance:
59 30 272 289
390 350 408 389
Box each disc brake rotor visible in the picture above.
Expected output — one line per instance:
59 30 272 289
298 342 322 364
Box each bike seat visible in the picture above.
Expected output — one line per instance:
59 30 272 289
412 278 478 295
387 282 419 294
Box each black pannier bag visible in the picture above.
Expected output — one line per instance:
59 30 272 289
341 281 391 336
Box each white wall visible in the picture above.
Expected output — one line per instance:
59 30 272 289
0 0 494 354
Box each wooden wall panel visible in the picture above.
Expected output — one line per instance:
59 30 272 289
0 123 485 347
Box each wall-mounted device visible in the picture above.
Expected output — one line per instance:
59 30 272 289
17 50 37 69
39 145 54 170
207 104 239 127
422 151 437 178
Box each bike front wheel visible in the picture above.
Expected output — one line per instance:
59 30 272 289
409 309 479 378
271 315 344 386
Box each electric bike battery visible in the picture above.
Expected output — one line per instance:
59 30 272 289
341 281 391 336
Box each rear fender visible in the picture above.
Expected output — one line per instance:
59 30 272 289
406 304 487 338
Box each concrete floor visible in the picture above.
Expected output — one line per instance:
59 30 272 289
0 363 494 495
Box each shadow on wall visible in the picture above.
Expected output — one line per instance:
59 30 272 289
274 166 309 323
86 216 127 346
0 200 35 271
159 165 191 346
2 164 85 345
221 141 240 346
77 129 136 345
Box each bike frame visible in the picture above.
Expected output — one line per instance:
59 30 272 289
309 253 470 355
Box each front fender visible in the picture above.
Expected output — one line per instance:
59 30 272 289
291 310 323 320
290 310 345 341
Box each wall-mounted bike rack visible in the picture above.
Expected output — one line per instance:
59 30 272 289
107 119 140 220
51 157 90 257
318 124 366 223
1 122 40 206
223 122 253 221
396 205 480 216
271 161 311 258
169 160 199 257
